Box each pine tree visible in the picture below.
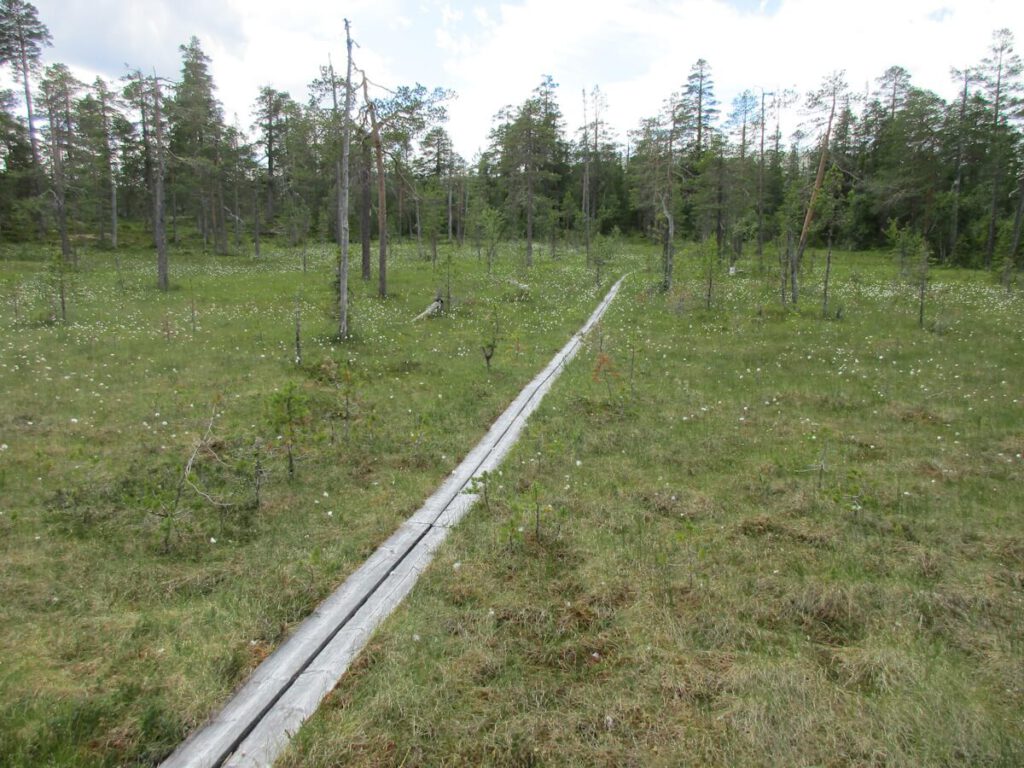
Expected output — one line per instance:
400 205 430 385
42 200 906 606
0 0 51 191
169 37 229 252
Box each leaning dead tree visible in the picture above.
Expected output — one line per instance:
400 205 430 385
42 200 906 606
792 71 845 304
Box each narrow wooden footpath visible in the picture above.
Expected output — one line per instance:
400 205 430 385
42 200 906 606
161 276 627 768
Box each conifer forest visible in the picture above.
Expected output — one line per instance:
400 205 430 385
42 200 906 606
1 1 1023 766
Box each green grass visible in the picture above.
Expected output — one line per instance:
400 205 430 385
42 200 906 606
0 237 622 766
276 248 1024 767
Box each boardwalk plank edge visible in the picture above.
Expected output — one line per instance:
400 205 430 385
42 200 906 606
160 276 626 768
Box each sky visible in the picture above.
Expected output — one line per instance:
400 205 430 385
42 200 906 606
14 0 1024 158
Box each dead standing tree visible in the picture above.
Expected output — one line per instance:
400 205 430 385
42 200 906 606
152 73 169 291
792 71 846 304
332 20 355 338
356 71 450 299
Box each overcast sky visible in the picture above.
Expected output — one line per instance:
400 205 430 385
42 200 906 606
16 0 1024 158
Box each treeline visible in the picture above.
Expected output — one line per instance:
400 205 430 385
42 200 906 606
1 0 1022 288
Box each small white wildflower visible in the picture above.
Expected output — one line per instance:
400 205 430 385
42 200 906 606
209 537 217 544
0 443 8 451
327 510 333 517
453 562 461 571
69 417 78 424
575 459 582 467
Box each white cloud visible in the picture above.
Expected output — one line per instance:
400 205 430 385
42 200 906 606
11 0 1024 157
435 0 1023 154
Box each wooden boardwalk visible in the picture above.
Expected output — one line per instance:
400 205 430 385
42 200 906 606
160 276 627 768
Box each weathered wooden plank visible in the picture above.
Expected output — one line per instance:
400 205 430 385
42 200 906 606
224 525 450 768
160 276 626 768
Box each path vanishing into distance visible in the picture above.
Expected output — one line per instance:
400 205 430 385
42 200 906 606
161 276 627 768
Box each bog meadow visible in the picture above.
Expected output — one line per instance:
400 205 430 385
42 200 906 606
1 1 1023 765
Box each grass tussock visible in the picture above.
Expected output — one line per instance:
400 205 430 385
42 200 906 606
278 247 1023 767
0 239 618 766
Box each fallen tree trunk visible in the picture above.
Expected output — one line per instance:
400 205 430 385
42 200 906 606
412 298 443 322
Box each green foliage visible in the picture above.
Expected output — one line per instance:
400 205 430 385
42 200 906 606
266 381 311 479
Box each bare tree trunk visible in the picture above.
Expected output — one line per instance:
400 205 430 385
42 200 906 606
335 23 354 339
716 149 725 261
97 83 118 249
213 135 228 255
780 232 791 305
918 244 928 328
200 194 209 250
153 76 169 291
294 293 303 365
17 38 42 209
362 76 388 298
110 169 118 249
458 180 467 247
793 92 836 303
822 234 833 318
233 178 241 250
705 240 714 310
582 88 592 267
790 237 799 305
58 266 67 323
252 184 261 258
985 59 1004 270
414 195 423 259
757 90 767 265
360 140 372 280
525 175 534 267
949 71 969 264
987 168 1002 270
131 70 154 236
660 193 674 291
171 186 178 245
1010 173 1024 273
45 94 74 265
447 183 453 242
397 173 404 239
